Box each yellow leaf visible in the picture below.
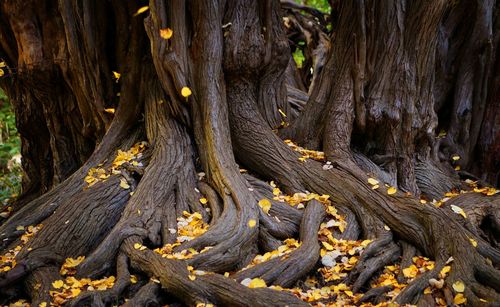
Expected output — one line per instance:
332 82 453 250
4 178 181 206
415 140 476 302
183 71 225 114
0 61 5 67
469 237 477 247
384 225 391 231
134 6 149 16
423 287 432 294
120 178 130 189
52 280 64 289
450 205 467 218
454 293 467 305
258 199 272 214
188 275 196 281
16 225 25 231
455 165 461 171
70 288 81 297
453 280 465 293
199 197 208 205
39 303 47 307
248 278 267 288
452 155 460 161
321 241 334 251
181 87 192 98
130 275 137 284
367 178 379 185
104 108 115 114
402 265 418 278
387 186 397 195
134 243 142 250
112 71 121 80
160 28 173 40
0 69 4 77
272 188 280 196
248 219 257 228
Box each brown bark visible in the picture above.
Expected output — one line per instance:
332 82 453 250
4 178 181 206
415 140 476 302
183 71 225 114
0 0 498 306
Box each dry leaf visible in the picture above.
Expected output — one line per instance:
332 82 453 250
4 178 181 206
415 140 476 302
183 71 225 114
112 71 121 80
199 197 208 205
52 280 64 289
248 278 267 288
181 87 192 98
387 186 397 195
160 28 173 39
134 6 149 16
367 178 379 185
104 108 115 114
450 205 467 218
120 178 130 189
453 293 467 304
258 199 272 214
248 219 257 228
452 280 465 293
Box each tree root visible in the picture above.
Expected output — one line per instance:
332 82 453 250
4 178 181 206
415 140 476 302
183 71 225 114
122 237 308 306
234 200 325 287
68 253 130 307
347 242 400 293
123 281 161 307
358 285 394 304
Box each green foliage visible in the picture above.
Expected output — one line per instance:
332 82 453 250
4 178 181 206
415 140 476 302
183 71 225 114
0 90 21 204
292 48 305 68
301 0 330 13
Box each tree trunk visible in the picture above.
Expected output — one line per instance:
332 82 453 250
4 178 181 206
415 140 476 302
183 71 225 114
0 0 498 306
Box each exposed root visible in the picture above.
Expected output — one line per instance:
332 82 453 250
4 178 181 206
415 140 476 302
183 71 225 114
347 242 400 293
123 281 161 307
25 266 59 306
395 262 444 304
67 253 130 307
235 200 325 287
122 237 308 306
397 241 417 283
358 285 394 304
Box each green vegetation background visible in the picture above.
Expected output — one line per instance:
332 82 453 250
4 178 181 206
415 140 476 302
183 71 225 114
0 89 20 205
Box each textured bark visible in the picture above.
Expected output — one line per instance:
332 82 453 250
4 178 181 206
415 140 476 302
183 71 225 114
0 0 498 306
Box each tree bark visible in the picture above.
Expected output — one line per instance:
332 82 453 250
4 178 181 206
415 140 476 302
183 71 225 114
0 0 498 306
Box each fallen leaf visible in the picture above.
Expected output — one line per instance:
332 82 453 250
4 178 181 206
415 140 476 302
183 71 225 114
469 237 477 247
450 205 467 218
16 225 24 231
199 197 208 204
134 243 142 250
181 87 192 98
453 280 465 293
188 275 196 281
52 280 64 289
120 178 130 189
452 155 460 161
248 219 257 228
112 71 121 81
387 187 397 195
130 275 137 284
160 28 173 39
134 6 149 16
367 178 379 185
258 198 272 214
70 288 81 297
248 278 267 288
104 108 115 114
454 293 467 305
